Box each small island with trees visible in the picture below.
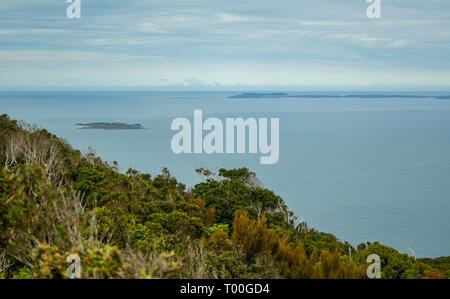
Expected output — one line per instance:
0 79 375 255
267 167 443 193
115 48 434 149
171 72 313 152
75 122 144 130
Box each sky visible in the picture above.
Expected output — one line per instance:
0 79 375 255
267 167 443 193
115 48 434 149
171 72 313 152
0 0 449 91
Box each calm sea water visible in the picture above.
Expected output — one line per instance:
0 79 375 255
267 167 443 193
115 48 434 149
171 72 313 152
1 91 449 258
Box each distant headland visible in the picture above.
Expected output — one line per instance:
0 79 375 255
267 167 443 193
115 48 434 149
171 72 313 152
229 93 450 99
229 92 291 98
75 122 144 130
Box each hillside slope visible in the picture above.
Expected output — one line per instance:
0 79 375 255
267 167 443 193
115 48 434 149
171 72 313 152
0 114 447 279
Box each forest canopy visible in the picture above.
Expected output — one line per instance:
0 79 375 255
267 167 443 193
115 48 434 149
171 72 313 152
0 114 447 279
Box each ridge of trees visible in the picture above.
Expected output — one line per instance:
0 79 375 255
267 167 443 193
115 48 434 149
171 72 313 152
0 114 447 279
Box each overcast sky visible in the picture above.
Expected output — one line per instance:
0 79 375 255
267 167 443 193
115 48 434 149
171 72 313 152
0 0 449 90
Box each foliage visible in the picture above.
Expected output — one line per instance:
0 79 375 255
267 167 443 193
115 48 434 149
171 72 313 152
0 115 447 279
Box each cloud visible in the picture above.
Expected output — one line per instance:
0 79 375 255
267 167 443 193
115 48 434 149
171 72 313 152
138 23 171 34
0 50 145 63
0 0 449 89
387 39 409 48
214 13 260 23
321 33 409 49
298 21 357 26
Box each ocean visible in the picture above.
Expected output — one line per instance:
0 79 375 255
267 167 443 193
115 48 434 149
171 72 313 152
1 91 449 258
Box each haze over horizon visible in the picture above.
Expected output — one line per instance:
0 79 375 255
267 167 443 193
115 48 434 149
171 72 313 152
1 0 450 91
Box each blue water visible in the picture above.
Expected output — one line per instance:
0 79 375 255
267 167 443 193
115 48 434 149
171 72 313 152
1 91 449 258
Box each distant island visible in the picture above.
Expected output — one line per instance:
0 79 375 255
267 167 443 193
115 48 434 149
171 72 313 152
75 122 144 130
229 93 450 99
229 92 291 98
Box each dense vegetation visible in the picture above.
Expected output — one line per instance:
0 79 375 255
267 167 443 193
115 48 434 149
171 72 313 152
0 114 448 279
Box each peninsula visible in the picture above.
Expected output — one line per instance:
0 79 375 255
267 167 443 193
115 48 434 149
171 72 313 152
229 93 450 99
